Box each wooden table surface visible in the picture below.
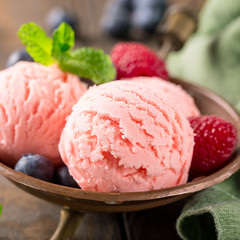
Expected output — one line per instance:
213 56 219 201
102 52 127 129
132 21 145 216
0 0 205 239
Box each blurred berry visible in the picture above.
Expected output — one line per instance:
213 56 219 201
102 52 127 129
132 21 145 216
7 49 33 68
132 0 167 33
133 0 166 8
189 115 238 176
114 0 133 10
55 166 79 188
111 42 168 80
15 154 54 182
102 1 131 38
102 0 167 37
46 7 79 36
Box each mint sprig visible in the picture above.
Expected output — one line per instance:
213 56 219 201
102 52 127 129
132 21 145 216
52 22 75 57
57 48 116 84
18 23 54 66
18 22 116 84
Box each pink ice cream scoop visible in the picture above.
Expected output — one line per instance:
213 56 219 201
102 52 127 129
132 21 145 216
59 80 194 192
0 61 87 167
132 77 200 118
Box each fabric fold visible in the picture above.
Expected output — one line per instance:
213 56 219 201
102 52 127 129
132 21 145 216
177 171 240 240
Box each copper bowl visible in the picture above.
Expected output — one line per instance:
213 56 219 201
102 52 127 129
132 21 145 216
0 78 240 239
0 77 240 213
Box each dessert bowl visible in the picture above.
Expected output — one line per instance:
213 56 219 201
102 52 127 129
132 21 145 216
0 77 240 213
0 77 240 240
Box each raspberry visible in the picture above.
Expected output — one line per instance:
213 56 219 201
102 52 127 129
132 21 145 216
110 42 168 80
189 115 238 176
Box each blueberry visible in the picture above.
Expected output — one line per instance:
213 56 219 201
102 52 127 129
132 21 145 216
113 0 133 10
6 49 33 68
55 166 79 188
131 5 166 33
14 154 54 182
133 0 166 8
102 2 131 38
46 7 79 36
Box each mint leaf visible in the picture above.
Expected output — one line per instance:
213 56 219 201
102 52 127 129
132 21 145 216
18 22 54 66
0 204 2 217
18 22 116 84
57 48 116 84
52 22 75 58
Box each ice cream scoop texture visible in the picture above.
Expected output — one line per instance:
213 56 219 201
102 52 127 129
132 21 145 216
0 61 87 167
133 77 200 118
59 79 195 192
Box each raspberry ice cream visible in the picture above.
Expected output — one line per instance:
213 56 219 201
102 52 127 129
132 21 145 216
133 77 200 118
59 80 195 192
0 61 87 167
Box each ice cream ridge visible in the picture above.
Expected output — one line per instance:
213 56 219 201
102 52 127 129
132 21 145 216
1 22 215 192
0 62 86 167
59 79 197 192
58 42 200 192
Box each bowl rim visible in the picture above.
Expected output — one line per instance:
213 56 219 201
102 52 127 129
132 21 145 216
0 78 240 202
0 153 240 202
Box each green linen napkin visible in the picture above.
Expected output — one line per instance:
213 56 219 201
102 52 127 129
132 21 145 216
176 171 240 240
167 1 240 238
167 0 240 112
